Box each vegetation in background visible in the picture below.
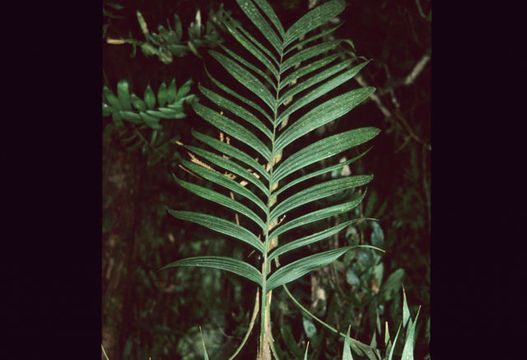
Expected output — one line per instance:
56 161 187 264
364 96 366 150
102 0 430 359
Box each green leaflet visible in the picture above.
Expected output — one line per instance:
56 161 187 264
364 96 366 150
284 0 346 47
234 19 281 68
177 78 193 98
205 68 273 124
277 62 371 125
117 79 132 110
269 194 366 240
266 246 352 290
180 159 267 213
119 110 142 123
157 82 168 106
270 175 373 220
275 88 375 151
209 50 276 110
161 256 262 287
274 147 372 197
140 112 162 129
284 24 341 56
130 94 146 111
269 221 352 261
282 40 343 73
280 53 341 91
144 84 156 109
235 0 283 54
172 174 266 231
167 209 264 253
223 20 279 77
167 78 177 101
192 102 272 161
272 128 380 184
190 130 270 181
199 84 273 140
279 59 355 106
103 86 120 108
251 0 284 36
183 145 269 196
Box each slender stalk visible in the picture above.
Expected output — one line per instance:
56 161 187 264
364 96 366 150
101 344 110 360
259 44 284 360
228 288 259 360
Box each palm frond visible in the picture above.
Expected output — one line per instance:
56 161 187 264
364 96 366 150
163 0 380 357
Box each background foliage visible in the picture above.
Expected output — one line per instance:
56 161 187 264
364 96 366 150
102 0 430 358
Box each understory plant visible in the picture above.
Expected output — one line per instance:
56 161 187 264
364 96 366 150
102 77 196 165
157 0 413 358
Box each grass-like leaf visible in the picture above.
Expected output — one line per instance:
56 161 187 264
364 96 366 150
402 285 411 327
343 326 354 360
200 326 210 360
401 306 421 360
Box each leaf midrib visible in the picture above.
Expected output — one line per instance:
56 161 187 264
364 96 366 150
262 42 284 289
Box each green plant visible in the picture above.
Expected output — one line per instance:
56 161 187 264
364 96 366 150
160 0 393 358
103 1 124 38
200 287 421 360
336 287 420 360
106 6 229 63
102 78 196 165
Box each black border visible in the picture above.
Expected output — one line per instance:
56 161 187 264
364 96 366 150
4 0 527 359
432 1 527 358
4 2 101 359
